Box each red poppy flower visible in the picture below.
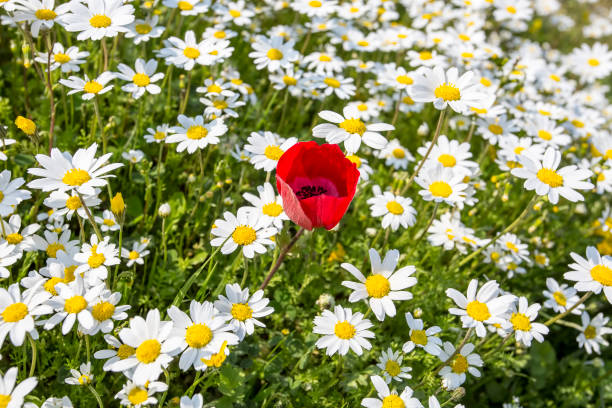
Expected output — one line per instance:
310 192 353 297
276 141 360 230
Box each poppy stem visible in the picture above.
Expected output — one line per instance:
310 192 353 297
260 228 305 290
401 107 447 194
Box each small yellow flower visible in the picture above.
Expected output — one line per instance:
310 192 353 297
15 116 36 135
110 193 125 216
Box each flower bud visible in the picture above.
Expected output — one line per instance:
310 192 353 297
417 122 429 136
15 116 36 135
451 387 466 401
158 203 171 217
110 193 125 216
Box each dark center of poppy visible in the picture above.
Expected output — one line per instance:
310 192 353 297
296 185 327 199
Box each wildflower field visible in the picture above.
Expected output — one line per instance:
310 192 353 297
1 0 612 406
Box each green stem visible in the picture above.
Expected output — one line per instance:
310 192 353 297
260 228 304 290
544 291 592 326
77 192 103 241
87 385 104 408
27 334 37 377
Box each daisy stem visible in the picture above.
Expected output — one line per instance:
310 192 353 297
455 194 539 270
0 218 6 238
198 149 205 178
154 143 165 222
391 89 403 127
241 254 249 287
179 71 192 115
401 107 448 194
411 202 439 251
300 28 312 55
162 217 167 263
158 368 171 408
101 38 108 72
465 118 476 143
260 227 305 290
92 95 107 154
85 334 91 362
482 332 513 360
44 32 56 154
77 191 103 241
112 224 123 290
87 384 104 408
27 333 37 377
544 291 592 326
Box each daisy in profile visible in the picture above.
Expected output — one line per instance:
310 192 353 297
378 139 414 170
367 188 417 231
313 105 394 153
438 342 483 390
417 135 477 177
59 72 115 100
416 164 468 205
376 348 412 383
248 35 299 72
244 131 297 172
27 144 122 196
242 183 288 229
166 115 228 154
410 66 487 113
44 276 104 335
507 297 549 347
115 379 167 407
210 210 277 258
167 301 239 371
446 279 516 337
361 375 421 408
0 367 38 407
214 283 274 340
403 312 442 356
2 214 39 253
35 43 89 73
576 312 612 354
0 170 31 216
121 242 150 268
144 124 170 144
94 334 137 372
62 0 134 41
313 305 374 356
114 59 164 99
11 0 70 37
0 283 52 347
341 248 417 321
542 277 583 315
125 15 164 44
564 246 612 303
511 147 594 204
117 309 182 384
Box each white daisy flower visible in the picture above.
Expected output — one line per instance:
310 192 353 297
28 143 122 196
166 115 228 154
84 290 129 335
378 139 414 170
214 0 255 26
313 105 394 154
41 396 73 407
313 74 357 100
59 72 115 100
0 367 38 408
242 182 289 229
506 297 549 347
410 66 488 113
313 305 374 356
200 93 245 119
65 362 93 386
210 210 277 258
367 188 417 231
341 248 417 321
214 283 274 340
403 312 442 356
62 0 135 41
542 277 584 315
144 124 170 144
361 375 422 408
162 0 210 15
0 283 52 347
0 169 31 217
1 214 39 253
417 135 477 177
74 235 120 286
576 311 612 354
125 15 164 44
525 116 571 149
115 58 164 99
244 131 297 172
156 31 220 71
43 190 101 221
30 229 79 259
376 348 412 383
121 242 150 267
115 379 167 407
21 250 78 297
167 301 239 371
564 246 612 303
11 0 70 37
248 34 299 72
438 342 483 390
35 43 89 73
93 334 137 372
116 309 182 384
446 279 516 338
416 164 468 205
511 147 594 205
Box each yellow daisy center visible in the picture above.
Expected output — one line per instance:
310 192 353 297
66 195 82 210
88 252 106 268
35 8 57 20
135 23 152 34
90 14 111 28
2 302 28 322
0 395 10 408
382 395 405 408
549 74 561 82
536 168 563 188
429 181 453 198
264 145 284 161
590 264 612 286
480 77 492 87
186 125 208 140
584 325 596 339
451 355 468 373
64 295 87 314
419 51 432 60
213 100 228 110
386 201 404 215
396 75 413 85
117 344 135 359
392 148 405 158
177 1 193 10
346 154 362 168
183 47 200 59
319 54 332 62
78 374 90 385
229 9 241 17
231 303 253 321
506 241 519 253
46 242 65 258
357 103 368 111
438 154 456 167
385 360 401 377
64 265 77 282
334 320 356 340
62 168 91 186
434 83 461 101
466 300 491 321
132 73 150 87
129 251 139 260
324 77 340 88
214 30 227 39
262 202 283 217
232 225 256 245
514 146 525 155
510 312 531 331
136 339 161 363
103 219 116 226
365 274 391 298
201 341 228 367
44 277 63 295
309 0 322 6
339 118 366 135
282 75 297 86
588 58 600 67
54 53 71 64
6 233 23 245
185 323 213 348
267 48 283 60
488 124 503 135
537 130 552 141
410 329 428 345
128 387 148 405
92 301 115 321
552 291 566 306
506 5 517 13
